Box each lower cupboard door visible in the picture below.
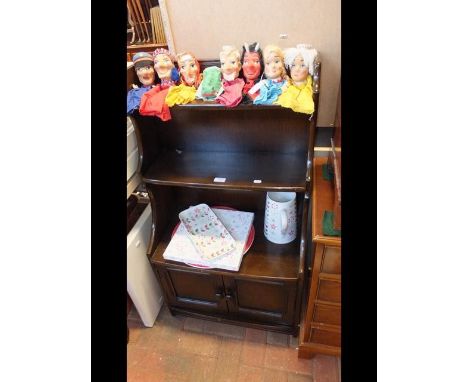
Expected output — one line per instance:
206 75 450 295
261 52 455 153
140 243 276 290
158 267 228 314
224 277 296 325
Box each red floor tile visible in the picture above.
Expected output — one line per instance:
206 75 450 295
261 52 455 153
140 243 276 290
267 331 290 347
241 338 266 367
127 304 340 382
237 365 264 382
287 373 313 382
177 329 221 357
312 355 339 382
263 367 289 382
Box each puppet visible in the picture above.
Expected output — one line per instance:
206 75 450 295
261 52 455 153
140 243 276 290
195 66 223 101
127 52 155 115
240 42 263 102
165 52 202 107
138 48 179 120
152 48 180 88
177 52 202 88
276 44 318 114
250 45 288 105
215 45 245 107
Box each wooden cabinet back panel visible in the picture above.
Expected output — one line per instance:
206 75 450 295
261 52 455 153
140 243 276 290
317 279 341 303
313 304 341 326
321 246 341 274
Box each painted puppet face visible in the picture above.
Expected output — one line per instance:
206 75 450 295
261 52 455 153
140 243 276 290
242 52 261 81
178 54 200 86
135 65 155 86
290 54 309 85
154 53 174 79
264 53 285 80
220 52 241 81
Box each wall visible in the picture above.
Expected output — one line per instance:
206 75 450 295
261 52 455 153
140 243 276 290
162 0 340 127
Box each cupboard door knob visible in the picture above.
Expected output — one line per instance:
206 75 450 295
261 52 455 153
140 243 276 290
215 291 224 299
225 291 233 300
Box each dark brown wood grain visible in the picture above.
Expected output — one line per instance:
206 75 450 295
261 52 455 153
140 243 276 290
131 59 321 335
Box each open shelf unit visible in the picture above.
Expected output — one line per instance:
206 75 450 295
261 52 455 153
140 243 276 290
128 59 321 334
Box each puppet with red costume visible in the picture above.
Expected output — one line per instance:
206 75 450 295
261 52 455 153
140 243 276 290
216 45 245 108
240 42 263 103
139 48 179 121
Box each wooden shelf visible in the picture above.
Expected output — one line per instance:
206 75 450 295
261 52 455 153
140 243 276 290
143 150 307 191
172 100 285 111
151 211 300 279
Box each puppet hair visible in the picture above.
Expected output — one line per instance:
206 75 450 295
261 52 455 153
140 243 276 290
176 51 202 87
219 45 241 63
283 44 318 76
262 45 286 79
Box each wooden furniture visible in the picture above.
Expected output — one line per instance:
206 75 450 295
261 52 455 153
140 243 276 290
128 60 321 335
127 43 167 63
331 82 341 230
298 157 341 357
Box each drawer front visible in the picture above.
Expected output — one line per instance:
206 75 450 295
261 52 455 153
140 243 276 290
310 327 341 347
317 279 341 303
313 303 341 326
321 246 341 274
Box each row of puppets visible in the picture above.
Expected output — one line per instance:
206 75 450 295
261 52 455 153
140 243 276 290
127 43 318 121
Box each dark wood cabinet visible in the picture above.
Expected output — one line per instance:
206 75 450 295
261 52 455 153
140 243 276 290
128 59 321 335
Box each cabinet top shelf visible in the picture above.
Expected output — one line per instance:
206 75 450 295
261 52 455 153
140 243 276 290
143 150 308 191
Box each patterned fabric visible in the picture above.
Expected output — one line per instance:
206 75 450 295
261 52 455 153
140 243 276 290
253 78 286 105
275 75 314 114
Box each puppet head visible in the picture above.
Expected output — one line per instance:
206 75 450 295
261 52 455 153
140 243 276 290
263 45 286 80
153 48 179 81
132 52 155 86
219 45 242 81
284 44 318 86
241 42 263 82
177 52 202 87
199 66 222 100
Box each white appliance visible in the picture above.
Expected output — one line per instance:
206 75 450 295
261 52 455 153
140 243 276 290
127 116 163 327
127 203 163 327
127 119 139 182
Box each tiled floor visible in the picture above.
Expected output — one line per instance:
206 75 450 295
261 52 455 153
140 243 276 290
127 304 340 382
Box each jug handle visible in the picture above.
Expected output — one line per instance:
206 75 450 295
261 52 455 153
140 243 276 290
281 210 288 233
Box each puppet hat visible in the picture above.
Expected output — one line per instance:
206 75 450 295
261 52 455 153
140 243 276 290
132 52 154 68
